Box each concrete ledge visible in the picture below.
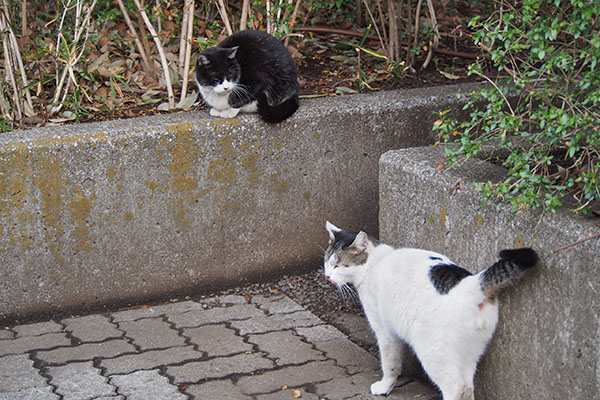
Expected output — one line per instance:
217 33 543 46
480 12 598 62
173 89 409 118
379 147 600 399
1 83 483 322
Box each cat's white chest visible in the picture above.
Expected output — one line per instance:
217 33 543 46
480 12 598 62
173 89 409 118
198 84 230 111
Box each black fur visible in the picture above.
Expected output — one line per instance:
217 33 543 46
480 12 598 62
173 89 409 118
429 264 473 294
196 30 299 123
480 248 538 293
331 230 359 252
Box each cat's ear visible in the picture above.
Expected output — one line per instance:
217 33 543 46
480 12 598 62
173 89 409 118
198 55 210 66
227 46 239 59
351 231 369 253
325 221 341 241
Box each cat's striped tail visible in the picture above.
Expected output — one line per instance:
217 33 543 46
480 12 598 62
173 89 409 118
480 248 539 295
257 92 299 123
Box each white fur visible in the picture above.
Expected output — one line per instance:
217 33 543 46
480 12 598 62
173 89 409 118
324 222 498 400
197 80 257 119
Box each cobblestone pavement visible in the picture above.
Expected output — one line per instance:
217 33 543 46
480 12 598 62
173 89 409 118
0 293 440 399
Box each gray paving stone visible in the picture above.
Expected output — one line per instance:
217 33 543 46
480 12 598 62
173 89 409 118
100 345 201 375
251 294 306 314
235 360 347 395
0 387 59 400
168 352 274 383
36 339 135 364
118 318 186 350
183 324 252 356
167 303 265 328
247 330 325 366
314 371 385 399
62 315 123 342
12 321 63 337
255 388 321 400
0 329 14 340
184 380 248 399
296 324 346 342
61 315 123 342
109 370 186 400
201 294 249 306
110 301 203 323
141 300 206 317
314 338 380 375
47 361 117 399
332 312 376 348
0 333 70 357
230 310 324 335
337 377 441 400
0 354 58 399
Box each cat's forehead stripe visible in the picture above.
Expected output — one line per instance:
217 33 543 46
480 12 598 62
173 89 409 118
333 230 358 250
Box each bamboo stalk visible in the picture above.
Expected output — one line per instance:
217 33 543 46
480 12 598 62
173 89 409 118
216 0 233 35
376 0 388 46
50 0 98 113
361 0 386 52
116 0 153 74
411 0 423 68
266 0 272 35
240 0 250 30
179 0 191 76
1 0 35 116
421 0 439 69
284 0 302 47
180 0 195 102
132 0 175 109
21 0 26 37
1 17 22 121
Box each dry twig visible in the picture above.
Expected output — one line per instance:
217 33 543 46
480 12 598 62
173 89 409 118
240 0 250 30
551 232 600 254
116 0 153 75
179 0 195 102
133 0 175 109
216 0 233 35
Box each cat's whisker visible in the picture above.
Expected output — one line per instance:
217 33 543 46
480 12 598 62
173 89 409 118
337 282 359 305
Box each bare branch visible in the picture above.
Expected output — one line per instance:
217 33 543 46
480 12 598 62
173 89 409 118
116 0 153 74
180 0 195 102
132 0 175 109
216 0 233 36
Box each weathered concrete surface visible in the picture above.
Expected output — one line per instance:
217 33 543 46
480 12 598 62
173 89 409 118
379 147 600 400
0 83 481 321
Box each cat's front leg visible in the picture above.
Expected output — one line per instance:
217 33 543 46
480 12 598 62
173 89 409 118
211 107 240 118
371 332 403 396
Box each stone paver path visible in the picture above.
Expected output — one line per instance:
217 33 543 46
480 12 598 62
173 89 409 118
0 294 439 399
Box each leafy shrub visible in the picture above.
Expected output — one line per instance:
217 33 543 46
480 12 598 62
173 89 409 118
435 0 600 215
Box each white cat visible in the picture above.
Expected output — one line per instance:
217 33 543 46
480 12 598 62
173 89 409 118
323 221 538 400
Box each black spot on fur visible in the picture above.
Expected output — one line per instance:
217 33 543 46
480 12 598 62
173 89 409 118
480 248 538 293
332 230 358 251
429 264 473 294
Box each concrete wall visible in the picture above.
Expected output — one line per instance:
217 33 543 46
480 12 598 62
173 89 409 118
379 147 599 400
0 83 482 322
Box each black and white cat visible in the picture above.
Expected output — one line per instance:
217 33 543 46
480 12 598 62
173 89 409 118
323 221 538 400
195 30 299 123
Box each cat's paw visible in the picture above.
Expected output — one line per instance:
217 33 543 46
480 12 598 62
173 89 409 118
370 379 395 396
219 108 240 119
209 108 222 117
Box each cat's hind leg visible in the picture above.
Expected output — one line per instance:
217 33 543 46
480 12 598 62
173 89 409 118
416 353 473 400
370 331 404 396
